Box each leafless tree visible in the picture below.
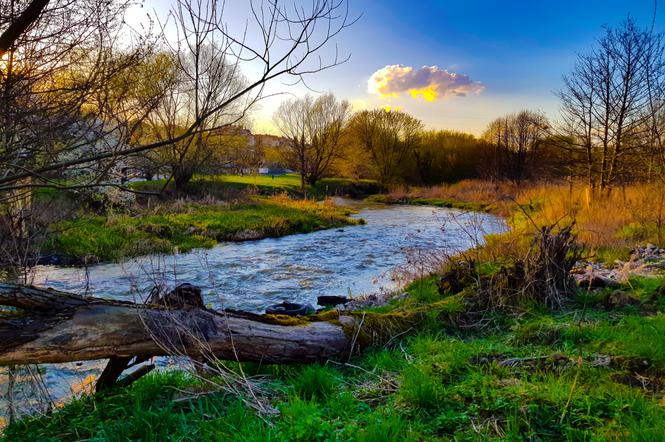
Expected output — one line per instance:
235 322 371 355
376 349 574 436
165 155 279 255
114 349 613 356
0 0 354 194
0 0 354 264
558 17 665 192
0 0 160 269
483 110 549 184
0 0 49 58
274 93 351 191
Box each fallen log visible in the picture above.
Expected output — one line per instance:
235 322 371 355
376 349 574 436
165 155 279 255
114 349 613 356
0 283 357 366
96 283 204 391
577 273 621 289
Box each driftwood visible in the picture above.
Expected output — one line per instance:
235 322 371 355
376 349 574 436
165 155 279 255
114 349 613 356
96 283 205 391
578 273 621 289
0 283 357 367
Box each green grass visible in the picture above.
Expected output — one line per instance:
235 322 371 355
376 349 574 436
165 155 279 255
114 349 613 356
7 276 665 441
590 245 633 265
11 181 665 441
131 174 382 199
46 197 360 262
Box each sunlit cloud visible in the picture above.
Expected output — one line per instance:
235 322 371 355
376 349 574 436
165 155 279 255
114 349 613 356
368 65 485 102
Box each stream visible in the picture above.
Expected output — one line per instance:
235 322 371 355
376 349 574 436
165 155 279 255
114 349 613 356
1 200 505 421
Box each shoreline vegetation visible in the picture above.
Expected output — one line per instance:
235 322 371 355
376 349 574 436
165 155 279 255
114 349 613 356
40 175 377 265
375 179 665 264
130 174 382 200
45 196 361 265
6 178 665 440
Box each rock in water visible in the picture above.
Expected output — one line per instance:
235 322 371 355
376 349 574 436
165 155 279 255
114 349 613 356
148 283 204 309
265 302 315 316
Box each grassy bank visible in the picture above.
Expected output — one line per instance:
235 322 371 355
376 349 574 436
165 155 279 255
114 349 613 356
131 174 382 199
8 180 665 440
46 196 361 263
5 275 665 441
378 180 665 263
511 183 665 263
368 180 520 215
366 194 492 213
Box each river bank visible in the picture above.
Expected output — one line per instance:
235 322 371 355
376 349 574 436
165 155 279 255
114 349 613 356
33 202 505 313
0 201 504 429
375 180 665 264
5 181 665 440
43 195 361 265
36 174 382 265
4 273 664 441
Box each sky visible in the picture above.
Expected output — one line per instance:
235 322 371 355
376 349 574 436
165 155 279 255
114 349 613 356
142 0 665 136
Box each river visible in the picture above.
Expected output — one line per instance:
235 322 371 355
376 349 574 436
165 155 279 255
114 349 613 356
1 200 505 421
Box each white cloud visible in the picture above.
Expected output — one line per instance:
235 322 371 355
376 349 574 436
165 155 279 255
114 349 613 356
368 65 485 102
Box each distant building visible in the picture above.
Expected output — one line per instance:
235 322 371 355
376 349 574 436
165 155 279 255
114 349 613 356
258 167 289 175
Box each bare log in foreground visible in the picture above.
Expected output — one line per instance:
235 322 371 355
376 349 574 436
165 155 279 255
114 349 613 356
0 283 356 366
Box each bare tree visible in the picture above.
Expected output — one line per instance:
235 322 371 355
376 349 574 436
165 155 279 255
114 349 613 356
349 108 422 186
482 110 549 184
0 0 354 264
558 17 665 193
274 93 351 191
0 0 354 194
0 0 160 269
0 0 156 198
0 0 49 57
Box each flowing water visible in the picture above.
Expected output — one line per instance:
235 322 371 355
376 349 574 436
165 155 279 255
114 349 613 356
1 200 505 420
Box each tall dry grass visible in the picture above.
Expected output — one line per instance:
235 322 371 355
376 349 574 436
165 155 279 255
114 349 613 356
387 180 521 215
515 183 665 251
388 180 665 258
418 180 520 209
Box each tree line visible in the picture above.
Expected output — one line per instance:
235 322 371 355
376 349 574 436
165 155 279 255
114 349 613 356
274 16 665 192
4 2 663 200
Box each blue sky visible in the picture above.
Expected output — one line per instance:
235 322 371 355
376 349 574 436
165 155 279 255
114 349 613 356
146 0 665 135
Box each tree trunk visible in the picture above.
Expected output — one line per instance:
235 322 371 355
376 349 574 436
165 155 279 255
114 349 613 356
0 283 356 366
0 0 51 57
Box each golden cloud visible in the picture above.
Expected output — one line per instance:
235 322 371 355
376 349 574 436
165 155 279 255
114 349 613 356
368 65 484 102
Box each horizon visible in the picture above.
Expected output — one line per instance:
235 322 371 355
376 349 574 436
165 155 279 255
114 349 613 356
139 0 665 136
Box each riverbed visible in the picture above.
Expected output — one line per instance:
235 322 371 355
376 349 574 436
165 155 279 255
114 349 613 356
2 200 505 419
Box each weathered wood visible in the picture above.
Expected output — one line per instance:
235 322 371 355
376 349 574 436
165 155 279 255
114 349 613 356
116 364 156 388
0 283 354 366
96 356 133 391
95 283 204 391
